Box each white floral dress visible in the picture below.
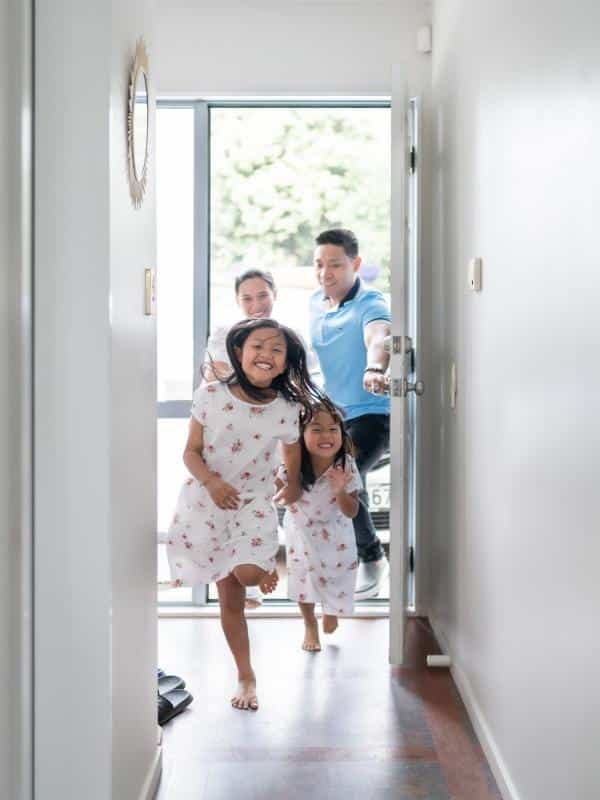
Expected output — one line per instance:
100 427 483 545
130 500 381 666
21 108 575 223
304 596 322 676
281 457 361 615
167 382 300 586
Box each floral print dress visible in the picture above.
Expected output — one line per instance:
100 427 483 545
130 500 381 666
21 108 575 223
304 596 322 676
167 382 300 586
281 457 361 615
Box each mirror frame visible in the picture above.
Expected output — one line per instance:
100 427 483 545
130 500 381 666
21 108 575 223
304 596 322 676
127 38 150 208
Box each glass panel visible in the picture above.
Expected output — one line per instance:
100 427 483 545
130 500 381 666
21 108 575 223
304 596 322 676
157 106 195 402
158 544 192 603
157 417 190 533
157 418 195 603
208 107 391 602
209 107 391 344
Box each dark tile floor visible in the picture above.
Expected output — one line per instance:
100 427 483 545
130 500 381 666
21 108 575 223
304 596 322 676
156 617 501 800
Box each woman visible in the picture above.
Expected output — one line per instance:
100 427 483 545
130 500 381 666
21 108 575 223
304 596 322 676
204 269 277 382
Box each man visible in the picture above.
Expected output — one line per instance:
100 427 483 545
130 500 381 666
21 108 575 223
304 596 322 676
309 229 390 599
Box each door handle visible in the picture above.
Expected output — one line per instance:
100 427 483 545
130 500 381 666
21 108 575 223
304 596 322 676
388 377 425 398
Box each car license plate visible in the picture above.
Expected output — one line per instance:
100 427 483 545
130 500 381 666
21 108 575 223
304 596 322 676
368 484 390 509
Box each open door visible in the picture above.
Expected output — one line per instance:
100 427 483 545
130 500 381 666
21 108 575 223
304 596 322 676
389 69 423 665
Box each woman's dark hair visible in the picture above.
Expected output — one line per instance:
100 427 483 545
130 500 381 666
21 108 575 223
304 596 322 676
234 268 276 295
315 228 359 259
223 318 334 419
298 403 354 490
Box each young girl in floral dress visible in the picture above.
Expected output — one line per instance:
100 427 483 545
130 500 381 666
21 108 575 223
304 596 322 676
167 318 326 710
278 404 361 652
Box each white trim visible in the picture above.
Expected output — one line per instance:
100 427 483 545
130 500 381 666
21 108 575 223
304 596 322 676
428 615 521 800
138 746 162 800
388 64 408 666
157 94 391 103
159 604 390 620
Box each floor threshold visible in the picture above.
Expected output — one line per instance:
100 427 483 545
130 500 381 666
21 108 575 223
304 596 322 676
158 603 390 619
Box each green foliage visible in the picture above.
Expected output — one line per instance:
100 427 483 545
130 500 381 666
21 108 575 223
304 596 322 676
210 108 391 289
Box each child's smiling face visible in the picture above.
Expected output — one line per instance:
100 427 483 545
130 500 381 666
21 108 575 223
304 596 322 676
237 328 287 387
303 410 343 460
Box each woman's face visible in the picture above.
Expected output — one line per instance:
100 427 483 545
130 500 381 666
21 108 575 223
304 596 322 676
236 277 276 319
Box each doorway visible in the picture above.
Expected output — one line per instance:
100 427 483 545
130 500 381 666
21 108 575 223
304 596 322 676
155 100 418 611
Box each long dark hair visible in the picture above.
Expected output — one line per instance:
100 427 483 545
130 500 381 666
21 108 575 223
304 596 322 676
299 402 354 490
223 318 334 420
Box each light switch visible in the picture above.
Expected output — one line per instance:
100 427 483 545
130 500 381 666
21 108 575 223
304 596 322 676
144 268 156 316
450 362 457 410
468 257 482 292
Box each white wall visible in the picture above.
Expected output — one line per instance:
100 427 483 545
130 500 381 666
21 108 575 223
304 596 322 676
156 0 431 97
1 1 32 798
110 2 159 798
430 2 600 799
35 1 158 797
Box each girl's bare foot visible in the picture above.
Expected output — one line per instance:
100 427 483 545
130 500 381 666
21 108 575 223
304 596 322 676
231 673 258 711
323 614 338 634
258 569 278 595
302 619 321 652
244 586 263 610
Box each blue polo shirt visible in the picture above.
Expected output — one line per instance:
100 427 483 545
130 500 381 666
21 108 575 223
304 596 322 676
309 279 390 421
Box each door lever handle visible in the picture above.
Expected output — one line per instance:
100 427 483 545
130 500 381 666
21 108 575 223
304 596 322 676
389 377 425 398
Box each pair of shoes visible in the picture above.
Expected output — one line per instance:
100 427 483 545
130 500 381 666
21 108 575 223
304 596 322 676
354 557 390 600
158 690 193 726
158 673 185 695
157 668 193 725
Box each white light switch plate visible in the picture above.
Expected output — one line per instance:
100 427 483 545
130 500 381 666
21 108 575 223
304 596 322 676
468 257 482 292
450 362 457 409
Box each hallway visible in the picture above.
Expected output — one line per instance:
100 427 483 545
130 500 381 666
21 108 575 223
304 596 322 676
156 617 501 799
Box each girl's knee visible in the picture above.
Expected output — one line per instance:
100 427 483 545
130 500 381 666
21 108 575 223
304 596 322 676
233 564 263 587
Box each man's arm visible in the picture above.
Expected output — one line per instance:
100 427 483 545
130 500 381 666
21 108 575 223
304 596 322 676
363 320 391 395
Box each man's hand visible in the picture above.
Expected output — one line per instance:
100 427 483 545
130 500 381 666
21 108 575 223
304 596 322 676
273 479 302 506
363 369 388 395
205 475 240 510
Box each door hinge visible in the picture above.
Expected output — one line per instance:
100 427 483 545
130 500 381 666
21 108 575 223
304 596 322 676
409 146 417 175
409 545 415 573
391 335 413 355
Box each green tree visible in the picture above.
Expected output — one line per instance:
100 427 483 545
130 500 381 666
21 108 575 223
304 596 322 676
210 108 391 289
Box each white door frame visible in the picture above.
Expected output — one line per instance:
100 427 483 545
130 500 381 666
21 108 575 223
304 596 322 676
388 71 409 665
389 71 424 664
1 0 33 796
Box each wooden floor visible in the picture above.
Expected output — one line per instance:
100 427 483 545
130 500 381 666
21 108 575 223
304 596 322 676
156 616 501 800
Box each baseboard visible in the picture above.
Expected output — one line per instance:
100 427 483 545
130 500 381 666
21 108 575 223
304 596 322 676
138 745 163 800
428 615 521 800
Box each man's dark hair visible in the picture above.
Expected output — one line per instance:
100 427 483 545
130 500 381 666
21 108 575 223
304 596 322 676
315 228 359 259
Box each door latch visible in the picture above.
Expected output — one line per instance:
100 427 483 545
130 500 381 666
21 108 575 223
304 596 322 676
391 378 425 398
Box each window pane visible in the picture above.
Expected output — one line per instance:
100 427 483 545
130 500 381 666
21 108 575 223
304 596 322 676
158 543 193 603
157 107 195 401
157 417 190 533
209 106 391 342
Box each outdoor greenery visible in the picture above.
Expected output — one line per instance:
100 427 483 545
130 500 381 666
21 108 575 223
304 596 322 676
210 107 391 289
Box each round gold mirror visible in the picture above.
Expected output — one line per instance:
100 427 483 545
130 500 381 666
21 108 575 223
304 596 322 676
127 38 150 208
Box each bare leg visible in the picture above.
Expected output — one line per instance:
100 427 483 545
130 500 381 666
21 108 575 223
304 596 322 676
322 614 339 634
299 602 321 652
233 563 278 596
216 573 258 711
